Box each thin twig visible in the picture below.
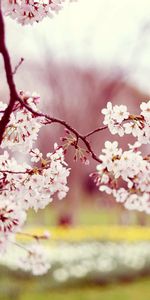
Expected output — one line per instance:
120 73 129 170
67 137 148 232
84 126 108 138
12 57 24 75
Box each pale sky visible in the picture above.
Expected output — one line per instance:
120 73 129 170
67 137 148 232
5 0 150 93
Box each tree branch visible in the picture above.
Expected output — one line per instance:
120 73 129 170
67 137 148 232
0 8 19 144
84 126 108 138
0 7 105 164
17 98 103 163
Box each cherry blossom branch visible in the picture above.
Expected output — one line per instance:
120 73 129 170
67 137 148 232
84 126 108 138
83 114 143 141
0 7 105 163
17 98 104 163
0 170 29 175
0 8 19 144
0 8 146 166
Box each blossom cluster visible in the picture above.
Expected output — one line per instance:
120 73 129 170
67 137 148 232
18 243 51 275
93 101 150 213
1 91 43 152
102 101 150 143
93 140 150 214
2 0 74 25
0 92 70 275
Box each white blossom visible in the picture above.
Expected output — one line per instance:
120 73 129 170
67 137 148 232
113 188 129 203
94 139 150 214
101 102 129 136
1 91 43 152
0 201 26 234
18 243 51 275
30 148 43 162
2 0 73 25
140 100 150 122
113 105 129 123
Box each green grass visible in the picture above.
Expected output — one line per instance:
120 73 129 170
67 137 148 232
0 267 150 300
78 207 120 225
27 206 127 226
9 278 150 300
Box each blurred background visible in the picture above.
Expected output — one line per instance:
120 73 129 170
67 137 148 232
1 0 150 299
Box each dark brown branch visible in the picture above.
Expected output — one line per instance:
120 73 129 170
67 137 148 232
84 126 108 138
17 98 103 163
0 170 29 174
0 8 19 144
